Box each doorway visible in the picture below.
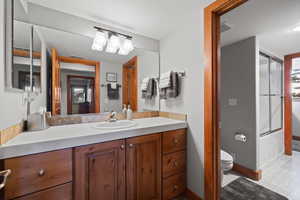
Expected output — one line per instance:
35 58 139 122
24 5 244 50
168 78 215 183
204 1 249 200
67 75 95 114
204 0 296 199
122 56 138 111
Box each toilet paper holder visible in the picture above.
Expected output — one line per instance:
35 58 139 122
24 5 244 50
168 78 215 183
234 132 247 143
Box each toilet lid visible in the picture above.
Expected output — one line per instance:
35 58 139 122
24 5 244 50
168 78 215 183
221 150 233 162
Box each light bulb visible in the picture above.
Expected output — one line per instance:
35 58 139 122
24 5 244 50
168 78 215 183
119 38 134 55
106 35 121 53
91 31 107 51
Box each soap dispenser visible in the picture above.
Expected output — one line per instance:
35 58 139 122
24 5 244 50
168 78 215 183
122 104 127 118
127 105 133 120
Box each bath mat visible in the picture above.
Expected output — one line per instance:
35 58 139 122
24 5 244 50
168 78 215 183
292 140 300 152
221 177 288 200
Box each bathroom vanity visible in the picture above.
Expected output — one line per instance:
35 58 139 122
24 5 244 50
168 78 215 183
0 117 187 200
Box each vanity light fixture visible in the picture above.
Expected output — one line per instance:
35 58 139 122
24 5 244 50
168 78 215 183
93 26 134 55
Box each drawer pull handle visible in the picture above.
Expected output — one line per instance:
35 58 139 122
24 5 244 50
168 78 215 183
0 169 11 190
38 169 45 176
129 144 134 148
173 139 179 144
120 144 125 149
173 185 179 191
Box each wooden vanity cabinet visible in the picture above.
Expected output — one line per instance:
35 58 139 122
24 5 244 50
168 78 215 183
126 133 161 200
1 128 186 200
74 133 161 200
74 139 126 200
2 149 73 200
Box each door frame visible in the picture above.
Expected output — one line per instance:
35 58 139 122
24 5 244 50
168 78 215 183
203 1 248 200
67 75 95 114
284 52 300 156
122 56 138 111
51 51 101 115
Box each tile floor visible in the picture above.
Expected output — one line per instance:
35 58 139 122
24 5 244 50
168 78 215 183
223 151 300 200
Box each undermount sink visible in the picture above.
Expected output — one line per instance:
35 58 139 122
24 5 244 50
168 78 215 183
93 120 137 130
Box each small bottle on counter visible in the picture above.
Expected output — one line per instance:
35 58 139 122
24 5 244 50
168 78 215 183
122 104 127 119
126 105 133 120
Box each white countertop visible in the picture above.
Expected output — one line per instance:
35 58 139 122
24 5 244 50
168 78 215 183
0 117 187 159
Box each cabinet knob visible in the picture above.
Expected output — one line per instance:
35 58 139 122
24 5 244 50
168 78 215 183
120 144 125 149
0 169 11 190
129 144 134 148
173 185 179 191
38 169 45 176
174 161 179 167
173 138 179 144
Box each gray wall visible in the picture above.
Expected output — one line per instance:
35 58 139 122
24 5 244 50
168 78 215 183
220 37 259 170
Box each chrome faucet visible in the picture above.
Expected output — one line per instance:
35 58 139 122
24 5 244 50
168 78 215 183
107 111 117 122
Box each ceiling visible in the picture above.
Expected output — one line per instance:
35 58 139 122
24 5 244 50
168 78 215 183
28 0 212 40
221 0 300 57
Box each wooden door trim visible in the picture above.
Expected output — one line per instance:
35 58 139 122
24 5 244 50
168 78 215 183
122 56 138 111
204 1 247 200
67 75 95 115
52 53 101 114
51 48 61 115
284 52 300 156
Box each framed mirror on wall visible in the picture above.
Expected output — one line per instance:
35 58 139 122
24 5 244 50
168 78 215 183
5 0 160 116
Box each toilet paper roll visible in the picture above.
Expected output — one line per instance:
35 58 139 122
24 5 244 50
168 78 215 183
235 134 247 143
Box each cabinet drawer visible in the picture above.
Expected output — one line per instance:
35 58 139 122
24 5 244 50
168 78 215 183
163 173 186 200
162 129 186 154
163 151 186 178
14 183 72 200
5 149 72 199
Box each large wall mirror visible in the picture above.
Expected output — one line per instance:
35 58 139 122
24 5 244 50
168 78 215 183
5 0 160 116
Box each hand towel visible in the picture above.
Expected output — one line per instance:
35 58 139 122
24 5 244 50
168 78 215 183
160 71 180 99
159 71 172 89
107 83 119 100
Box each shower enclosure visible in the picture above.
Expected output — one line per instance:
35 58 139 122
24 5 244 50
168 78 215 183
259 52 283 137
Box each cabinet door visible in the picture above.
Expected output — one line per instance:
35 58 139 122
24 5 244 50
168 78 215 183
74 140 126 200
126 133 161 200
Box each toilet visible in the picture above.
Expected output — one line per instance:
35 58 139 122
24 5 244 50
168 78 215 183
221 150 234 183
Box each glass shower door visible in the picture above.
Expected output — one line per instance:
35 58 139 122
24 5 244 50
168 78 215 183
259 54 271 135
270 59 283 131
259 52 283 136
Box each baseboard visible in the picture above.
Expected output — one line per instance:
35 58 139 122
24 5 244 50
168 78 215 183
232 163 262 181
185 188 203 200
293 135 300 141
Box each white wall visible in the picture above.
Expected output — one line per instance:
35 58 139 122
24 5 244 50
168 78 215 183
137 51 160 112
259 130 284 168
159 1 214 196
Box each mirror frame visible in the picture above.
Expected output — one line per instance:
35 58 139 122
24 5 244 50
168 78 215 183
4 0 37 93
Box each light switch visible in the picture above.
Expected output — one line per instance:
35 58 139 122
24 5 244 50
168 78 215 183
228 98 238 106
